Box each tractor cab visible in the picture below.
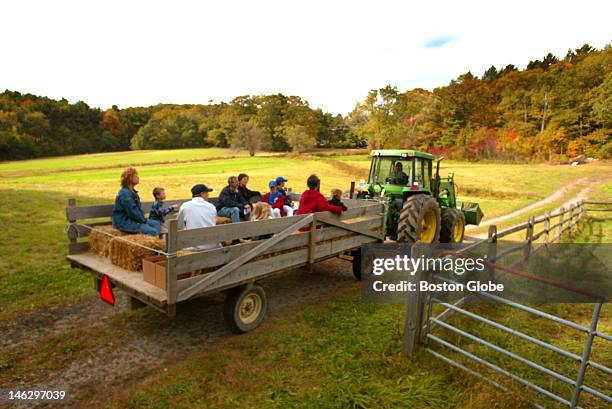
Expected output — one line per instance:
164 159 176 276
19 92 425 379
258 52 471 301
369 150 434 192
365 149 434 197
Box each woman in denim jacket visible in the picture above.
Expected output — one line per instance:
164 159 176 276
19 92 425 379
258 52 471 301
111 167 160 236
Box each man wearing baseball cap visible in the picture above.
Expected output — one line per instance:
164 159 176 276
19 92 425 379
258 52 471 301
176 184 219 249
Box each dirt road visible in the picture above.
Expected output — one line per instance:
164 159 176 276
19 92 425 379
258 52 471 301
466 176 593 231
468 176 603 239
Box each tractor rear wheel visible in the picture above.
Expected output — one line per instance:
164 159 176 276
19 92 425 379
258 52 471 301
397 195 441 243
440 208 466 243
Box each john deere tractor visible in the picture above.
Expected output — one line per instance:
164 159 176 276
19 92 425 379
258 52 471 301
357 149 483 244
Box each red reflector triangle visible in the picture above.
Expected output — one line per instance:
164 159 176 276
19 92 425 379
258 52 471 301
100 275 115 306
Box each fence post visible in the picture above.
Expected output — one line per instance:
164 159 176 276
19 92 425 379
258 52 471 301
570 302 603 408
568 204 575 237
403 245 426 355
558 206 565 238
487 225 497 279
544 212 551 245
524 216 534 258
349 181 355 199
67 198 78 255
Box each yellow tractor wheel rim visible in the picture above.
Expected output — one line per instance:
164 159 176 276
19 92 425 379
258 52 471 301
420 209 437 243
239 293 262 324
453 218 464 242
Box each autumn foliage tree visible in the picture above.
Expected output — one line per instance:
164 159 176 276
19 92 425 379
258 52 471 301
348 43 611 160
231 123 270 156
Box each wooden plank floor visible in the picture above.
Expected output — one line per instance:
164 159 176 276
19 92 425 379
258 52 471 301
67 253 167 302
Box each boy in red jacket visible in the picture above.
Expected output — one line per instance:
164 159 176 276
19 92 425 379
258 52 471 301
296 175 343 217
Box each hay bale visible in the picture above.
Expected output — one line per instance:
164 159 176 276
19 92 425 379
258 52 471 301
89 225 127 258
216 216 232 225
109 234 166 272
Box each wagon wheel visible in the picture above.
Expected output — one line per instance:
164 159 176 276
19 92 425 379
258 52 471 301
224 284 268 333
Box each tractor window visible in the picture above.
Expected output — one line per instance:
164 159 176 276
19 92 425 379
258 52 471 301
368 157 379 184
372 157 411 185
413 158 432 190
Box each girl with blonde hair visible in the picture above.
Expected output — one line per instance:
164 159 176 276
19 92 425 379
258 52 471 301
252 202 272 221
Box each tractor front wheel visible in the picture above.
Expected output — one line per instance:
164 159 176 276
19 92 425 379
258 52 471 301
440 208 466 243
397 195 441 243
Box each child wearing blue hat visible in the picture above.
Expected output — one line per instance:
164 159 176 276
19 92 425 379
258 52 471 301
263 180 286 218
275 176 295 216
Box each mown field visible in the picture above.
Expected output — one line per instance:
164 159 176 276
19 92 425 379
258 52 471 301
0 148 610 408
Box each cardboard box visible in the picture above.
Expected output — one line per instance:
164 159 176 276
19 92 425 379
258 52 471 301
142 255 167 290
143 255 199 291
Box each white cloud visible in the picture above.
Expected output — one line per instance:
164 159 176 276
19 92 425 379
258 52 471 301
1 0 610 114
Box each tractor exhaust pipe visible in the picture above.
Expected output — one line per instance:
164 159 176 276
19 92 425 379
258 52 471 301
434 156 444 197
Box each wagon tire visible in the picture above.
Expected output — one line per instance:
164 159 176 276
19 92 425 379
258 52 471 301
440 208 466 243
397 194 441 244
223 284 268 333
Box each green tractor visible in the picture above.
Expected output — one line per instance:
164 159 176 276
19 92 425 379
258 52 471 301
357 149 483 244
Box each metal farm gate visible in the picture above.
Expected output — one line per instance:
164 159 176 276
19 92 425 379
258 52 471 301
403 200 612 408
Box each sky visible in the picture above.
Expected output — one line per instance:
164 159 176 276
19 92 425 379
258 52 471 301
1 0 610 115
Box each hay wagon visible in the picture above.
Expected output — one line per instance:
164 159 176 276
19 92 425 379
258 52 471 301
65 196 384 331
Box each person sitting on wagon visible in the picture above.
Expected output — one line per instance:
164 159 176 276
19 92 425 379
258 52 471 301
263 180 285 218
217 176 251 223
252 202 273 221
177 184 219 250
112 167 160 236
149 187 178 225
251 202 274 240
296 174 343 217
328 188 348 211
275 176 295 216
238 173 261 205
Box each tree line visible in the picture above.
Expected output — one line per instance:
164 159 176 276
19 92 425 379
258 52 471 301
349 44 611 160
0 43 609 161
